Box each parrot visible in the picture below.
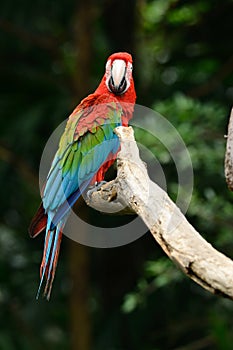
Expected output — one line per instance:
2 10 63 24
29 52 136 299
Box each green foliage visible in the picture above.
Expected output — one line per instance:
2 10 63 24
122 258 182 313
1 0 233 349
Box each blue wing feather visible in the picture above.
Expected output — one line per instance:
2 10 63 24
37 96 123 299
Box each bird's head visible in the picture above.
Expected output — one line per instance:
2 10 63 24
105 52 134 96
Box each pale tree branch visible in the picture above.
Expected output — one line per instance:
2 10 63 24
87 126 233 300
225 107 233 191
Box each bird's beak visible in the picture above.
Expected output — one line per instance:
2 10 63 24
110 59 127 94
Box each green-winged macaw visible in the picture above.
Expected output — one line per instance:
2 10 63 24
29 52 136 299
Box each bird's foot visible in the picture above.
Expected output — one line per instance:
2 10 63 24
86 181 107 199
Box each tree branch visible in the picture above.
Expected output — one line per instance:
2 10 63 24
225 107 233 191
87 126 233 299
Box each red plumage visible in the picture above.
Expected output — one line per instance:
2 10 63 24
29 52 136 298
29 52 136 238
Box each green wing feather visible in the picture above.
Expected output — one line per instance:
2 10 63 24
43 96 123 213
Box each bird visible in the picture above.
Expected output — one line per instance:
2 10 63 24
29 52 136 299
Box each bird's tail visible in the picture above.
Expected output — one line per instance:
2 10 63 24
37 220 64 300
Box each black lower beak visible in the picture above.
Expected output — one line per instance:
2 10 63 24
109 76 127 95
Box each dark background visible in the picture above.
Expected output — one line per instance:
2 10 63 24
1 0 233 349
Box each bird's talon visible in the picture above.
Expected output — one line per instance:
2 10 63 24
95 180 107 188
87 181 107 199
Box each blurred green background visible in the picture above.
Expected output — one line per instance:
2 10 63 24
1 0 233 349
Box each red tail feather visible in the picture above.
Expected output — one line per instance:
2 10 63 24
41 228 63 300
29 203 47 238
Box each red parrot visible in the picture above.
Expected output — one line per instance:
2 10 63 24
29 52 136 299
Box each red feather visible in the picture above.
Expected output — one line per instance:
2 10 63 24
29 203 47 237
29 52 136 299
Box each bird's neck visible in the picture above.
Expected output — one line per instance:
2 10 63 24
95 77 136 125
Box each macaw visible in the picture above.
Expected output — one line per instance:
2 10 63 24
29 52 136 299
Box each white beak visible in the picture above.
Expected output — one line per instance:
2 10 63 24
111 59 126 88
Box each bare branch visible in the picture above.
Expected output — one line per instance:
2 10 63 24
225 108 233 191
88 126 233 300
85 181 135 215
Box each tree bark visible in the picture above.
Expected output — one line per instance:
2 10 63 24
225 107 233 191
87 126 233 300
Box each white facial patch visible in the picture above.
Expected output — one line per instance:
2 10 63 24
105 58 132 94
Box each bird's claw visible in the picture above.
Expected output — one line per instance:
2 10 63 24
86 181 107 199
